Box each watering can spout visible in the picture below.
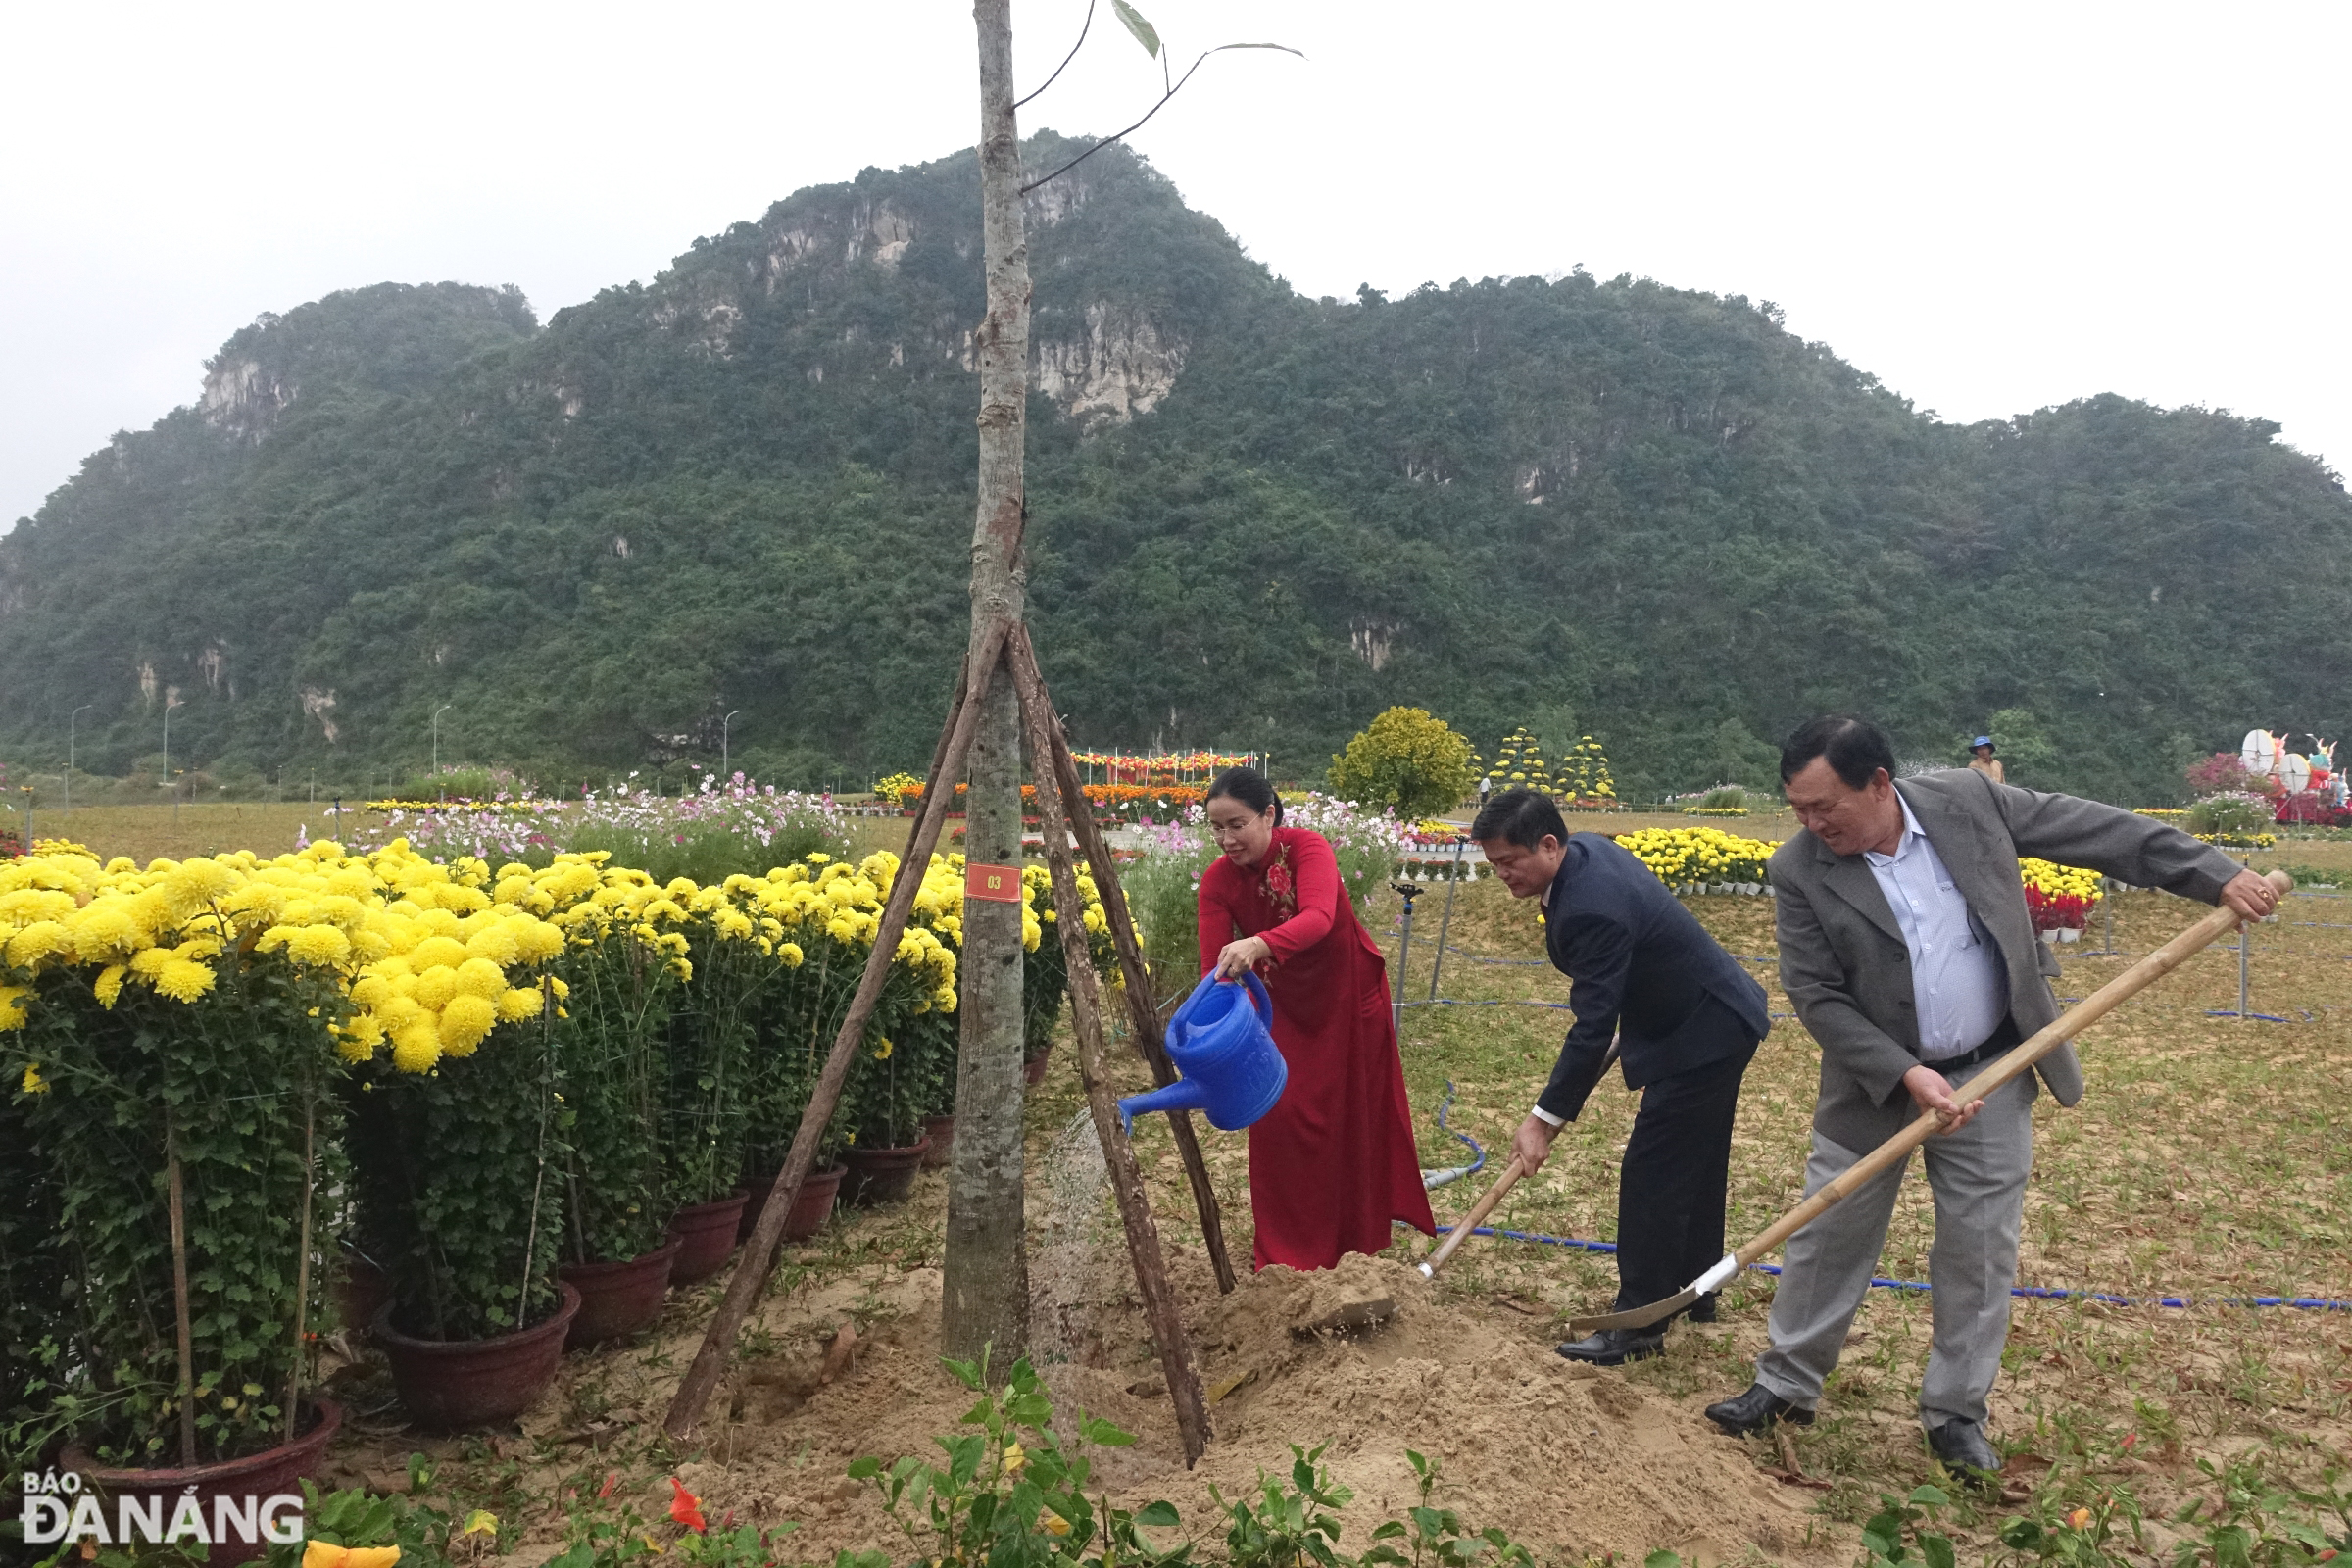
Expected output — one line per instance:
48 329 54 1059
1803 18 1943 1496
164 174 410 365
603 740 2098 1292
1117 1079 1211 1137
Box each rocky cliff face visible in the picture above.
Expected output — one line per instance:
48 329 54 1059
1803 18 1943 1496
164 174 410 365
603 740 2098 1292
199 339 297 443
630 134 1241 428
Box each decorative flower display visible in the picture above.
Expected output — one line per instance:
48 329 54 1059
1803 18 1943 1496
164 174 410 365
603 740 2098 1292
2019 858 2105 931
1611 827 1780 890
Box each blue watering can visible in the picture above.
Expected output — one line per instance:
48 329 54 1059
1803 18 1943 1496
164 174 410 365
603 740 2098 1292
1116 971 1288 1136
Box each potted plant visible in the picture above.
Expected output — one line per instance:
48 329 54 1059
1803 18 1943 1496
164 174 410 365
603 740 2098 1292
1 849 354 1562
662 905 767 1283
839 1012 934 1207
552 921 682 1348
319 850 581 1430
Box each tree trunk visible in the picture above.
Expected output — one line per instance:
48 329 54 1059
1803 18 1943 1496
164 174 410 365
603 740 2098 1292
941 0 1032 1368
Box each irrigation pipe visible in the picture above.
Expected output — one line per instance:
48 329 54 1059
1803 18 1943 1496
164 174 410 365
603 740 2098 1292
1418 1080 1486 1191
1408 1110 2350 1314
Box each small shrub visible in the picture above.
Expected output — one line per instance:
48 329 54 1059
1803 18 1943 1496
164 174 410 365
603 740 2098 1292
1329 710 1477 820
2185 793 2275 840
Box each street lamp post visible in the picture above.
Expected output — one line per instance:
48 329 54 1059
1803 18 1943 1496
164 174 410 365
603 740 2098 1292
161 695 180 818
721 710 741 782
431 705 453 799
67 705 91 814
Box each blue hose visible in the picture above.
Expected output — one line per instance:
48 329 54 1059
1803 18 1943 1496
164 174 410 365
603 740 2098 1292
1419 1081 1487 1190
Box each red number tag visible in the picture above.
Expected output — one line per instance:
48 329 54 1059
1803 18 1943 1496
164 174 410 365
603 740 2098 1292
964 862 1023 903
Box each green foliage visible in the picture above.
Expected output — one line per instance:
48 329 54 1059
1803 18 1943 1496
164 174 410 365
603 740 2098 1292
554 938 678 1264
1361 1449 1534 1568
2161 1458 2352 1568
1857 1484 1958 1568
391 765 520 803
1120 844 1212 1012
557 820 842 889
260 1460 458 1568
1214 1444 1355 1568
1328 709 1476 819
0 1061 66 1473
663 930 762 1206
0 949 346 1465
1981 709 2059 785
848 1349 1188 1568
1697 718 1781 793
344 1019 566 1341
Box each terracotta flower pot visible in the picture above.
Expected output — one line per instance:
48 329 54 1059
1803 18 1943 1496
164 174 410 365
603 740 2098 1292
60 1399 342 1568
374 1282 580 1432
667 1189 751 1284
1023 1047 1053 1087
742 1165 848 1242
842 1137 932 1207
558 1236 681 1349
920 1113 956 1168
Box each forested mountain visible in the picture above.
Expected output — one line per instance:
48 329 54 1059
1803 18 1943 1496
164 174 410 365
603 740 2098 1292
4 133 2346 805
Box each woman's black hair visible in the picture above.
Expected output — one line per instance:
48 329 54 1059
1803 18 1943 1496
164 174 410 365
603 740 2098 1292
1205 765 1284 824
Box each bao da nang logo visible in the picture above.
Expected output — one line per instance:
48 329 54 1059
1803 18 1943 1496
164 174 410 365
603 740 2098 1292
21 1469 305 1548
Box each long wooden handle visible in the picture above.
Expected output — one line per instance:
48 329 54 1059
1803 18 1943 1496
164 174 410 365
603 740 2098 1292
1732 873 2286 1271
1421 1155 1527 1276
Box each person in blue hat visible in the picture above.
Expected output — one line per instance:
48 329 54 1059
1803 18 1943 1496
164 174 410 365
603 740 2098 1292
1967 736 2003 784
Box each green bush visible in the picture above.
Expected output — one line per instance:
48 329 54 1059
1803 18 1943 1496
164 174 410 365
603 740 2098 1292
1328 709 1476 820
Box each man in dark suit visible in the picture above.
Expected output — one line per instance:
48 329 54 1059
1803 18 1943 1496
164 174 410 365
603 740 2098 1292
1473 787 1772 1365
1703 716 2277 1477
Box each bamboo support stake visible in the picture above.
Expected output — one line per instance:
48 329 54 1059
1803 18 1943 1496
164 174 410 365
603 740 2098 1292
663 618 1009 1439
166 1125 198 1466
284 1098 317 1442
1012 627 1236 1293
1011 656 1211 1464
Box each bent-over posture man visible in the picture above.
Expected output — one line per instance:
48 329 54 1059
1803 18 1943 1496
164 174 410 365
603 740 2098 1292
1474 787 1771 1365
1705 717 2278 1476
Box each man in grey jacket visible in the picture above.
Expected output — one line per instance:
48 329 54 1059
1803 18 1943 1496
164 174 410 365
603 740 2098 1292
1704 716 2278 1477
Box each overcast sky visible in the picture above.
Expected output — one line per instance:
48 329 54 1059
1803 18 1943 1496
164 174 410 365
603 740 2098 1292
5 1 2346 531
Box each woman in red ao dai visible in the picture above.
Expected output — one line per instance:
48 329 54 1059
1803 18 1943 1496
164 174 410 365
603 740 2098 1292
1195 767 1435 1269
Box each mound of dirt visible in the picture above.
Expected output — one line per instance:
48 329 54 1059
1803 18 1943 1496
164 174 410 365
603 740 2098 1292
665 1246 1837 1568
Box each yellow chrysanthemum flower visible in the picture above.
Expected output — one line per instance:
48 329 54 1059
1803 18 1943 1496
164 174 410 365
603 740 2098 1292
153 959 218 1004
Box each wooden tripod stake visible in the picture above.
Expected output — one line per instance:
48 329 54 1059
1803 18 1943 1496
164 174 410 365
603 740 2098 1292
664 623 1225 1465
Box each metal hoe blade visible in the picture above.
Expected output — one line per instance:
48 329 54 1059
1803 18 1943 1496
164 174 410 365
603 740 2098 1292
1567 1288 1696 1336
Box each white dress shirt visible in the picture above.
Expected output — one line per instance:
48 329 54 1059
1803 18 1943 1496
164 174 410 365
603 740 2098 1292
1863 796 2007 1062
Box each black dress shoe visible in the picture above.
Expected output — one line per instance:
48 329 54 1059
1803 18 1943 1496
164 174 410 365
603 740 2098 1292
1685 1294 1720 1324
1555 1327 1665 1366
1925 1418 2001 1478
1703 1382 1816 1436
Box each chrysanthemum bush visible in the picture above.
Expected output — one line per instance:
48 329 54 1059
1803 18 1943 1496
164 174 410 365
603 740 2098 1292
0 836 1114 1449
1613 826 1781 891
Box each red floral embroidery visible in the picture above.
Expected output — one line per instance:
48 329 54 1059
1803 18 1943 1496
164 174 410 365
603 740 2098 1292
1260 845 1298 917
